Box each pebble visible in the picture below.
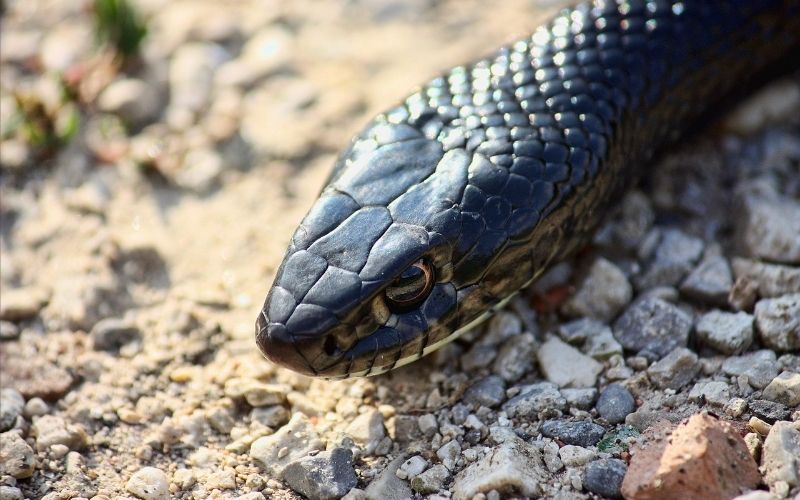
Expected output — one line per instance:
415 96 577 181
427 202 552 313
679 249 733 306
537 337 602 388
251 405 290 429
636 229 705 289
418 414 439 438
225 379 288 407
0 321 19 340
32 415 87 451
695 310 754 354
364 455 412 500
540 420 606 447
411 464 449 494
345 409 386 455
731 258 800 298
205 469 237 490
595 384 636 424
451 439 548 500
561 257 633 321
748 400 790 424
282 448 358 500
0 486 23 500
621 413 760 499
0 431 35 478
748 416 773 437
558 445 596 467
762 371 800 407
736 193 800 264
0 286 48 321
0 389 24 432
613 297 693 359
90 317 142 352
761 421 800 488
754 293 800 351
249 414 324 477
168 42 230 118
584 458 627 499
398 455 428 479
126 467 170 500
502 382 567 418
492 332 536 382
688 381 731 407
437 440 461 471
460 344 498 371
97 78 163 127
462 375 506 408
561 388 598 411
174 147 225 193
647 347 701 390
722 350 779 389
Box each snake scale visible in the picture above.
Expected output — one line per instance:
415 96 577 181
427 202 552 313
256 0 800 378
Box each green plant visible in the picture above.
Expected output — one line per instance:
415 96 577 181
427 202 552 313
93 0 147 60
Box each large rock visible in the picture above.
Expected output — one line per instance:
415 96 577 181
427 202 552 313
621 413 759 500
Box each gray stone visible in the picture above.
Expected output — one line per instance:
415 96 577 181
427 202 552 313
249 413 324 477
696 310 753 354
345 409 386 455
0 431 35 478
398 455 428 479
558 317 602 345
688 381 731 407
411 464 449 494
540 420 606 447
0 485 23 500
462 375 506 408
584 458 627 499
636 229 704 289
97 78 163 126
283 448 358 500
754 294 800 351
460 344 497 371
492 332 536 382
558 445 596 467
596 384 636 424
748 399 790 424
90 317 142 352
722 350 780 389
647 347 700 390
537 337 603 388
451 439 548 500
393 415 422 444
680 250 733 306
0 389 24 432
761 421 800 487
561 388 598 411
436 440 461 471
126 467 170 500
562 257 633 321
0 321 19 340
613 298 693 359
503 382 566 418
250 406 290 429
737 193 800 265
584 326 624 360
418 414 438 438
365 455 412 500
762 371 800 407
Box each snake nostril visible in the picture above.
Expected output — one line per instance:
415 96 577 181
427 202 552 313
323 335 339 356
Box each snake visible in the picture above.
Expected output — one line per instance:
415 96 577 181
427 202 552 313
256 0 800 379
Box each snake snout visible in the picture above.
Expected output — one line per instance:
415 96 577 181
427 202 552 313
255 313 317 376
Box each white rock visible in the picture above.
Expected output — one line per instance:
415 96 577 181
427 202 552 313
762 371 800 407
537 337 602 388
126 467 170 500
558 445 596 467
249 413 324 477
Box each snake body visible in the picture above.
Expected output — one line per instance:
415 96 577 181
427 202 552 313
257 0 800 378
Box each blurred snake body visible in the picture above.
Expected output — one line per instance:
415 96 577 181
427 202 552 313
257 0 800 378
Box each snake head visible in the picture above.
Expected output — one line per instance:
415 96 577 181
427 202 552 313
256 120 480 378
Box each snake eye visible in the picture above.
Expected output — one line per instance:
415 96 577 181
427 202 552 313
385 259 435 312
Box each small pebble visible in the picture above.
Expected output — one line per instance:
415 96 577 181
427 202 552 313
561 257 633 321
596 384 636 424
537 336 602 388
696 310 754 354
126 467 170 500
647 347 700 390
754 293 800 351
722 350 779 389
0 432 35 478
463 375 506 408
0 389 24 432
584 458 627 499
613 297 693 359
411 464 449 494
762 371 800 407
282 448 358 500
748 399 790 424
540 420 606 447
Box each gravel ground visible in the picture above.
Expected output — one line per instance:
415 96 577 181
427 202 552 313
1 1 800 499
